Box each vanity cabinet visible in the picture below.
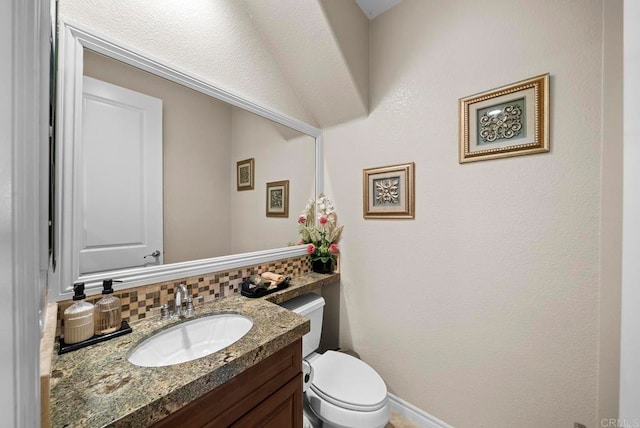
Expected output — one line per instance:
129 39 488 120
152 339 303 428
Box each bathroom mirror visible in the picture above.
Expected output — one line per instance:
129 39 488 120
51 19 322 299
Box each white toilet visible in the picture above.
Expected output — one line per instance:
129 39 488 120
280 293 390 428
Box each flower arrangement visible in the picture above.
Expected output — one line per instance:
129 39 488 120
297 194 343 268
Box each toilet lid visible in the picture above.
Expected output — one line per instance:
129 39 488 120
310 351 387 412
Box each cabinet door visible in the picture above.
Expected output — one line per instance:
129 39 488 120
229 374 302 428
152 339 302 428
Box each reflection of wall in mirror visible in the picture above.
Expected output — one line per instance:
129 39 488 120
230 108 315 254
83 50 232 264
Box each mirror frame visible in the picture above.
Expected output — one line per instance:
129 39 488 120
51 18 323 300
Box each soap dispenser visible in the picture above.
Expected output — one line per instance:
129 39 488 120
63 283 95 344
94 279 122 335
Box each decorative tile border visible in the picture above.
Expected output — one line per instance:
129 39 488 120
56 255 312 335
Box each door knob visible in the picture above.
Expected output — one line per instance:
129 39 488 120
144 250 161 259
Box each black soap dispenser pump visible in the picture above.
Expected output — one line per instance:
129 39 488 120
94 279 123 335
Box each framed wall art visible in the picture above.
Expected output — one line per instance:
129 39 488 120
459 73 549 163
266 180 289 217
236 158 255 191
363 162 415 219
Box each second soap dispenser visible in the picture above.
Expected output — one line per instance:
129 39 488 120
94 279 122 335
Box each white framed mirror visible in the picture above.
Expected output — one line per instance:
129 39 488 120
50 18 323 300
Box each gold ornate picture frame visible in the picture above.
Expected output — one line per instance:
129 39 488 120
459 74 549 163
236 158 254 191
363 162 415 219
266 180 289 218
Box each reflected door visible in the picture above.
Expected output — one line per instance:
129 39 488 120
79 76 163 274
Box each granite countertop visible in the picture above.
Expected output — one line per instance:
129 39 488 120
262 272 340 304
49 295 310 427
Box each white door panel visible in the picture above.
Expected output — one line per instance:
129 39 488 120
80 76 163 274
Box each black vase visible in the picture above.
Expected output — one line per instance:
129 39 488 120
312 259 334 274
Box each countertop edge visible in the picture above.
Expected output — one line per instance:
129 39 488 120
41 302 58 428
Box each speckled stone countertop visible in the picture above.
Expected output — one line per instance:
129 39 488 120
263 272 340 304
49 295 310 427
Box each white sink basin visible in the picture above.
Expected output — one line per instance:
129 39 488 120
128 314 253 367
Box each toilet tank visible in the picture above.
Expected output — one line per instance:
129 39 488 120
280 293 325 357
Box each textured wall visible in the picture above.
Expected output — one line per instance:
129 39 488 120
242 0 369 126
323 0 603 426
320 0 369 114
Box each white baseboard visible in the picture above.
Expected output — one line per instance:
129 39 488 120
387 393 454 428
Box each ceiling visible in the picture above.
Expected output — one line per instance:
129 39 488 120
355 0 403 19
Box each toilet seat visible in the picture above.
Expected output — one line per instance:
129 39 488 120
306 387 390 428
309 351 387 411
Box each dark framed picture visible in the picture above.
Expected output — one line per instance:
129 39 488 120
236 158 254 191
266 180 289 217
459 74 549 163
363 162 415 219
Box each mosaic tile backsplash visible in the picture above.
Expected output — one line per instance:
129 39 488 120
56 255 312 336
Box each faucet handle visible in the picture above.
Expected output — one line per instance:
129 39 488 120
184 295 204 316
184 297 194 316
150 303 170 320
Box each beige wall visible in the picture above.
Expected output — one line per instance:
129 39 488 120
320 0 369 112
83 51 232 264
229 108 315 254
324 0 605 426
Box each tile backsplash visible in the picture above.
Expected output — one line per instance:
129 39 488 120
56 255 312 336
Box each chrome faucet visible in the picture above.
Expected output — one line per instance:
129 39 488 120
174 284 189 317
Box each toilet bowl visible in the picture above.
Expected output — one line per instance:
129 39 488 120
280 293 390 428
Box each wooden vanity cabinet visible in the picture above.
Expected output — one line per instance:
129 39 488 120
152 339 303 428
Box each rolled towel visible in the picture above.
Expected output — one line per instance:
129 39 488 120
249 274 270 287
261 272 284 285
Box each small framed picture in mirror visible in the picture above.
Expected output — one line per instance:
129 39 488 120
236 158 255 191
266 180 289 217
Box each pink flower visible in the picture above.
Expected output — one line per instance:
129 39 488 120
319 215 328 225
297 241 304 245
298 215 306 224
329 244 339 253
306 244 316 254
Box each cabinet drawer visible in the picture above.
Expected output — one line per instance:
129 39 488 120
229 373 302 428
